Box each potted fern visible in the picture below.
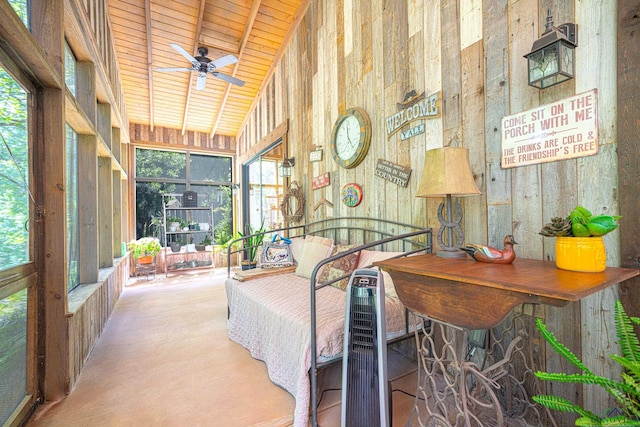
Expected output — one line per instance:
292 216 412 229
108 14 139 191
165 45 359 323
533 300 640 425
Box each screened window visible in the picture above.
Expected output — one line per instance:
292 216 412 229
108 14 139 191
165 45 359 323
64 42 77 98
134 148 233 244
8 0 28 27
0 67 30 270
244 143 285 232
66 125 79 291
0 65 29 425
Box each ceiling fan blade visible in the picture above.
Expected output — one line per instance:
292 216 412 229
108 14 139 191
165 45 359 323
169 43 198 66
196 72 207 90
209 71 245 87
155 67 193 72
208 54 238 70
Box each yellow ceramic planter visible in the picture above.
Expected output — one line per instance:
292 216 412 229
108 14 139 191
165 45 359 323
555 236 606 273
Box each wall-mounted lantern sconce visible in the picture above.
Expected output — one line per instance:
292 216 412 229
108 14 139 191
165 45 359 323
279 157 295 177
524 10 578 89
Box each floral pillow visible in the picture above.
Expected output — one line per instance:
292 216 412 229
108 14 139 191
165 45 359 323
318 244 361 291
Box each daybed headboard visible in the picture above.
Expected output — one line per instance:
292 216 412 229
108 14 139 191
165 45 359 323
226 217 432 277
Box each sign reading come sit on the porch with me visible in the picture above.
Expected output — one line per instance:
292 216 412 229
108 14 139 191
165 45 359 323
501 89 598 168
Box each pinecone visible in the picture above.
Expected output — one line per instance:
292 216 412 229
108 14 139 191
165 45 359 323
539 217 573 237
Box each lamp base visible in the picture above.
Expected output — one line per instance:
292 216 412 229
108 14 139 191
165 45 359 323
436 249 468 259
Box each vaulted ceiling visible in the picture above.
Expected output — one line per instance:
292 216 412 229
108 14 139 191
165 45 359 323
107 0 308 138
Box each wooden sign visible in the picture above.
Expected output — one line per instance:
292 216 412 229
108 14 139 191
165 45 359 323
385 90 441 138
312 172 330 190
309 149 323 162
501 89 599 168
375 159 411 187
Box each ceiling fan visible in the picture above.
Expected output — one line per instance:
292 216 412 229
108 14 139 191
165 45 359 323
156 43 245 90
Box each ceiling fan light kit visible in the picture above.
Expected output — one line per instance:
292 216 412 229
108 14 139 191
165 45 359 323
155 43 245 90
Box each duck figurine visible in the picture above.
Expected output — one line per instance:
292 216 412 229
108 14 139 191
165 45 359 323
460 235 517 264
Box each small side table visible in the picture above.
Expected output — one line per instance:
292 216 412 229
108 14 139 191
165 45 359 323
375 254 638 427
135 260 157 280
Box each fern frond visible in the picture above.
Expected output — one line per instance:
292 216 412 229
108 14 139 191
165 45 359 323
630 316 640 326
599 416 640 426
536 318 592 373
535 372 628 391
614 357 640 386
575 417 603 426
615 301 640 364
532 394 601 421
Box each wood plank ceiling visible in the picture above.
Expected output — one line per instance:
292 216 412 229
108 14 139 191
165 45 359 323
107 0 306 138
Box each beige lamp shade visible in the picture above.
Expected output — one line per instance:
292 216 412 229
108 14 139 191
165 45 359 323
417 147 481 197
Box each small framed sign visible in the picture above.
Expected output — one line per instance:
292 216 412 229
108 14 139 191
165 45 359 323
312 172 330 190
310 149 323 162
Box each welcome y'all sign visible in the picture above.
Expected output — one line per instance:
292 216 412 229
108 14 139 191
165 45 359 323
501 89 598 168
385 90 441 139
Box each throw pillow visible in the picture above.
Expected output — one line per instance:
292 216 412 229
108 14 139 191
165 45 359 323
318 245 361 291
294 235 334 279
259 241 294 268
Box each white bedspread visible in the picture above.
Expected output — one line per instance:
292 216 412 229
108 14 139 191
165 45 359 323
225 273 407 427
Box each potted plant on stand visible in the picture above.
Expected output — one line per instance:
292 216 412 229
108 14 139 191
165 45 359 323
539 205 620 272
127 237 162 265
239 220 266 270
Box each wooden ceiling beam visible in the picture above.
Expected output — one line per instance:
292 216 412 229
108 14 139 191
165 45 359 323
145 0 154 131
210 0 262 138
181 0 207 135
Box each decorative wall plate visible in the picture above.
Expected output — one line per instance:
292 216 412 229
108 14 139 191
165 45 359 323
341 183 363 207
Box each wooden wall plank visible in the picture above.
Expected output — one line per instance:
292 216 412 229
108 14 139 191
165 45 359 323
617 0 640 319
483 0 512 249
78 135 99 284
440 0 462 147
576 0 621 415
507 1 541 260
98 157 114 268
460 41 486 245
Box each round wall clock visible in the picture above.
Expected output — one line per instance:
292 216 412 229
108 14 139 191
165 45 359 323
341 183 363 207
330 107 372 169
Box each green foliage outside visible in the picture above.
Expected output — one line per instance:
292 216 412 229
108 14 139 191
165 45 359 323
0 68 29 271
135 148 233 245
534 301 640 425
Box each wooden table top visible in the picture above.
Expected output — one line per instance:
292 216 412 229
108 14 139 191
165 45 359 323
375 254 639 329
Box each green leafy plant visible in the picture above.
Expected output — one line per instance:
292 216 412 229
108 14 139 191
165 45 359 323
166 216 182 225
533 300 640 425
127 237 162 258
200 235 212 246
540 205 621 238
238 220 266 263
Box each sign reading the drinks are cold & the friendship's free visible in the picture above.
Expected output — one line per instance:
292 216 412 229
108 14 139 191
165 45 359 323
501 89 598 168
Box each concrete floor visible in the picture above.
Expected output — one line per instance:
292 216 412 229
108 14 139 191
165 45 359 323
26 268 420 427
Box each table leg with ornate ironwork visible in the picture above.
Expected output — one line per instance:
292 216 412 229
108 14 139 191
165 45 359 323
406 305 558 427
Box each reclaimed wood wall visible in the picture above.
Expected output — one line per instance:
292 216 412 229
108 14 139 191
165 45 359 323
237 0 633 419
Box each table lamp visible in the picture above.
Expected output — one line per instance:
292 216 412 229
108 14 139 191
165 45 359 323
417 147 481 258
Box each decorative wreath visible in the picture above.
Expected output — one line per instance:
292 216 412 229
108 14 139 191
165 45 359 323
280 181 305 224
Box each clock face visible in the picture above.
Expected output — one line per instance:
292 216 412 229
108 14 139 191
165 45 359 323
330 108 371 169
335 115 361 160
